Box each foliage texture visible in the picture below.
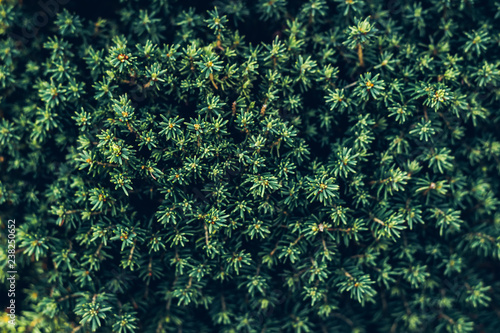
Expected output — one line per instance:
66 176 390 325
1 0 500 332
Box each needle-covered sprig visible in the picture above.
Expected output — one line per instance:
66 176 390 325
196 54 223 78
343 17 378 67
206 7 228 36
353 72 385 101
55 9 84 36
463 29 491 57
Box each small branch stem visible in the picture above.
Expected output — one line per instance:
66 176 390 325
357 44 364 67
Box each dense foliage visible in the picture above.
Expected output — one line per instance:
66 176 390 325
1 0 500 332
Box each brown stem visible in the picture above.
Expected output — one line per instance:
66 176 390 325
64 209 82 215
93 161 118 168
373 217 385 226
126 121 140 138
357 44 364 67
128 240 137 263
332 313 354 327
57 294 79 302
221 294 226 311
94 242 103 257
343 80 359 89
327 227 352 233
291 234 304 246
269 242 279 257
439 312 455 325
321 237 328 254
204 224 209 246
209 73 218 90
71 326 82 333
343 269 354 280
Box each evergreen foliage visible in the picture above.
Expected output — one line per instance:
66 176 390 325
0 0 500 332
